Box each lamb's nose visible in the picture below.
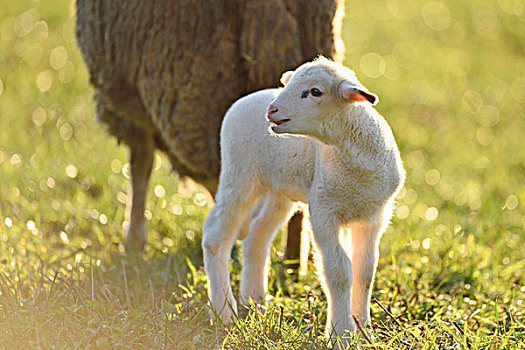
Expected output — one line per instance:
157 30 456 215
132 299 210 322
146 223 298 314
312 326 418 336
267 105 278 117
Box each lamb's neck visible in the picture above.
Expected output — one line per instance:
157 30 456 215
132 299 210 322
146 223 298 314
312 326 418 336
319 104 381 172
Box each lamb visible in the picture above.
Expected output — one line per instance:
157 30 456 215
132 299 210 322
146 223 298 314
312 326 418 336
201 57 405 346
75 0 345 250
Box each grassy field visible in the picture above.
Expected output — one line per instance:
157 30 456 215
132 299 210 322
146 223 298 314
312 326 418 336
0 0 524 348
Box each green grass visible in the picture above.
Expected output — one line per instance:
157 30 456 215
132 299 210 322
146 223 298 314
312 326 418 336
0 0 524 348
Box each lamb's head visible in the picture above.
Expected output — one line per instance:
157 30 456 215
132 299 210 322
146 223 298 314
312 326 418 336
266 57 378 139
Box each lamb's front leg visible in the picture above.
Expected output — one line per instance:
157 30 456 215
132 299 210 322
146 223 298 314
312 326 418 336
349 220 383 334
309 206 354 347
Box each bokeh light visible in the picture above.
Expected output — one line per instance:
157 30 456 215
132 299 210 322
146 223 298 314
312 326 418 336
422 1 451 31
360 52 386 78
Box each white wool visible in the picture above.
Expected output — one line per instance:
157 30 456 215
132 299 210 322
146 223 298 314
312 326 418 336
202 57 405 347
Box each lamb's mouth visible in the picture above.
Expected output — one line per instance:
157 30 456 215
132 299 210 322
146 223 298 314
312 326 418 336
271 118 290 126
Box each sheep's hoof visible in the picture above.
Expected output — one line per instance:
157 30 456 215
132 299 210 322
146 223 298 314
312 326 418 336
124 226 147 252
124 240 145 252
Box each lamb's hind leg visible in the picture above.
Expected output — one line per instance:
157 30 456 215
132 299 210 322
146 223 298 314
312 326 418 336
237 198 264 241
124 131 155 250
202 182 257 324
240 193 294 305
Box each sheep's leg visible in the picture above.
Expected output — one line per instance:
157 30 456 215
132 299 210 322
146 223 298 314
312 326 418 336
240 193 294 305
349 218 384 331
308 205 354 346
283 211 303 272
124 133 154 250
202 187 257 324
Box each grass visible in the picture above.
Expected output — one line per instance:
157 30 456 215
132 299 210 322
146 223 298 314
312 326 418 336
0 0 524 348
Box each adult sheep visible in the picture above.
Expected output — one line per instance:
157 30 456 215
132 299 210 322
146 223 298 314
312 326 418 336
76 0 345 250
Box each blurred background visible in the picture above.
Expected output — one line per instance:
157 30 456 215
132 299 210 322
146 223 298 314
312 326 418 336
0 0 523 347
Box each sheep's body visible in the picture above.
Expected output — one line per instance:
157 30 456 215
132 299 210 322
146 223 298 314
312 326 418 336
202 58 405 346
76 0 344 248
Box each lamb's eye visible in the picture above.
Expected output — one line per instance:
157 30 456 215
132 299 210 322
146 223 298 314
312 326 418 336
301 90 309 99
310 88 323 97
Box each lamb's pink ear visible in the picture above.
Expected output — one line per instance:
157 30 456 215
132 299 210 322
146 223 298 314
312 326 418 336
339 81 378 105
280 71 294 86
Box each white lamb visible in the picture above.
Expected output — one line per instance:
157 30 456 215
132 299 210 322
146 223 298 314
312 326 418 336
202 57 405 345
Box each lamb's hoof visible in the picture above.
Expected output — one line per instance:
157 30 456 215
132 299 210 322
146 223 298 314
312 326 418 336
238 302 267 321
329 330 361 350
238 304 251 319
335 337 353 350
210 306 237 326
